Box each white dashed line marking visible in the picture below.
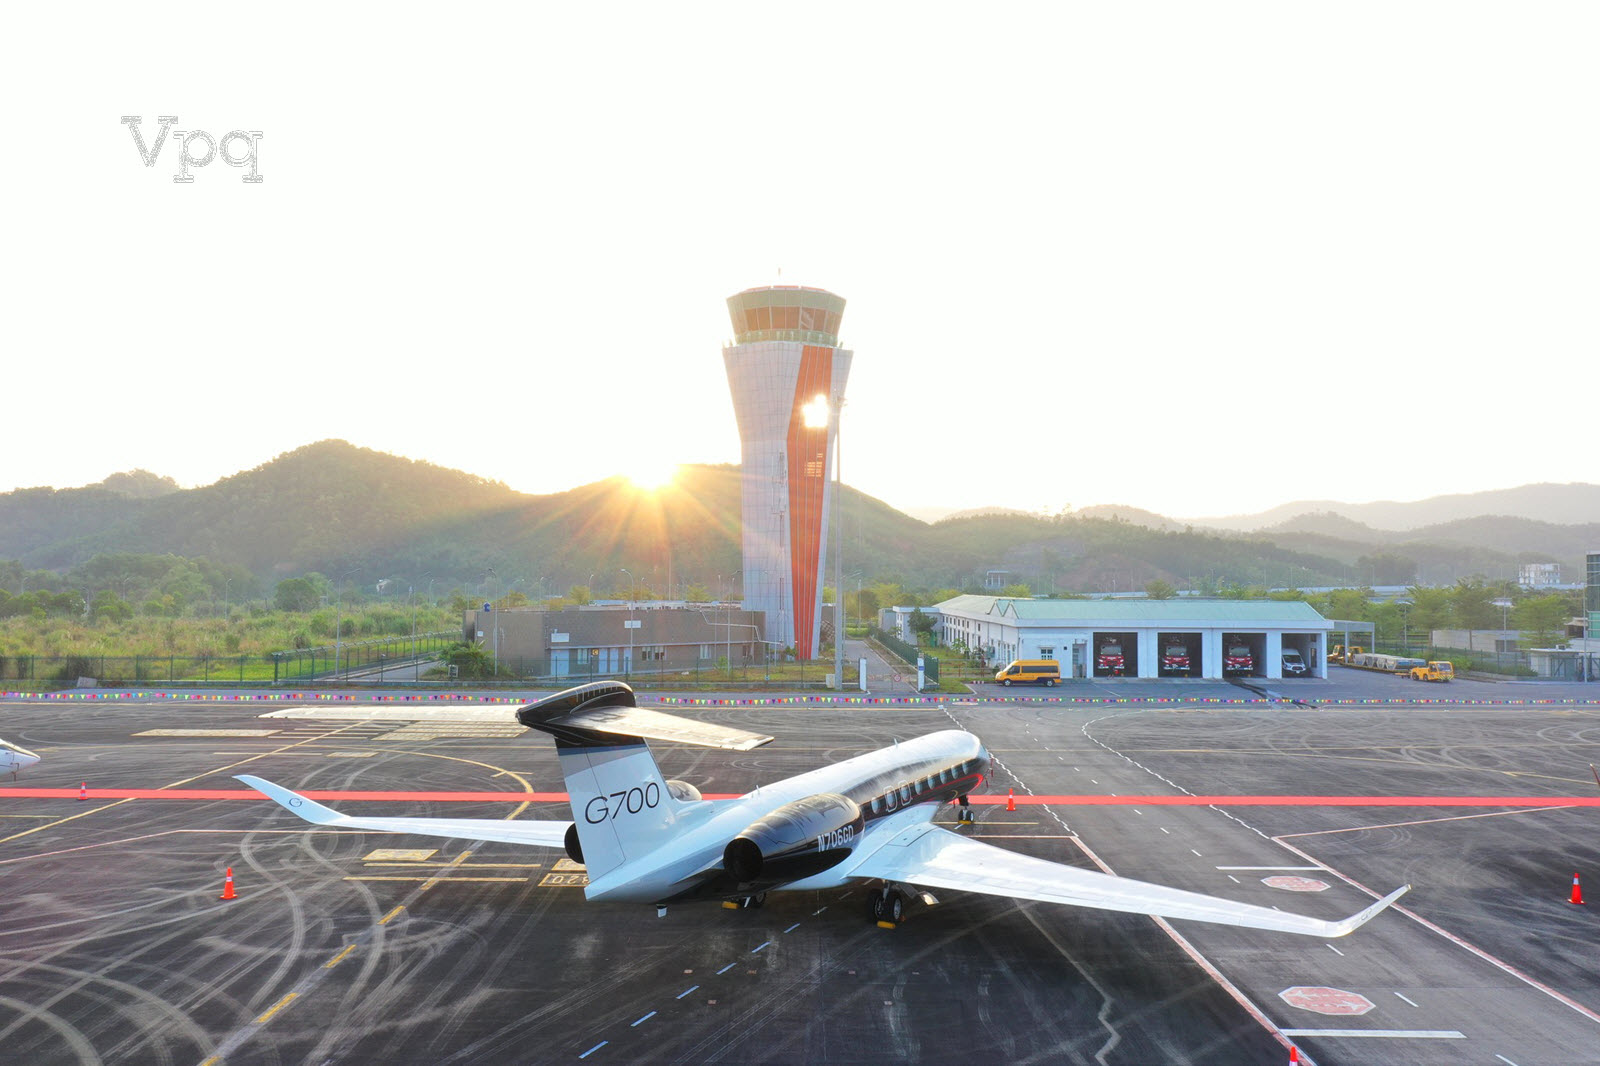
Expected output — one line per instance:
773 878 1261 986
1327 944 1344 956
579 1041 608 1058
784 923 800 933
717 963 736 975
1191 849 1203 857
631 1011 656 1027
676 985 699 999
1395 992 1419 1007
751 941 770 953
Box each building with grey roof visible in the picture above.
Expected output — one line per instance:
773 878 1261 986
930 595 1334 680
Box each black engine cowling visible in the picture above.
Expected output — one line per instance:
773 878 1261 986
723 792 864 886
564 822 583 864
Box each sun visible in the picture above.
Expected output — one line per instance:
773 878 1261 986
625 462 679 492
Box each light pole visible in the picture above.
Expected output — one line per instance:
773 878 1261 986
411 572 431 669
620 567 635 679
334 567 361 680
832 397 845 691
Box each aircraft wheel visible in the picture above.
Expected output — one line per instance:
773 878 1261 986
870 894 886 921
889 893 905 922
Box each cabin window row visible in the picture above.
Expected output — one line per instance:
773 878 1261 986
867 759 975 814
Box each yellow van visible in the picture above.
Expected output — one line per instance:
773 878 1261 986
995 659 1062 687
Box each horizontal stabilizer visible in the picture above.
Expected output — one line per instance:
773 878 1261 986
516 682 772 751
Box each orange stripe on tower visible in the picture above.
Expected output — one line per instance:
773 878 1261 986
786 346 833 660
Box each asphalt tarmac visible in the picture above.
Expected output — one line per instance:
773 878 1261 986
2 673 1599 1065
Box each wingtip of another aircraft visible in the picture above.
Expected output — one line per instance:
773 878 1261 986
1331 883 1411 937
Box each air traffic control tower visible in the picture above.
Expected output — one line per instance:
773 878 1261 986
723 285 853 661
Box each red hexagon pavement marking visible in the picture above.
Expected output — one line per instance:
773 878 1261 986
1261 875 1330 892
1279 986 1375 1015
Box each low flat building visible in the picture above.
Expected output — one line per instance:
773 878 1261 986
463 603 767 679
932 595 1334 680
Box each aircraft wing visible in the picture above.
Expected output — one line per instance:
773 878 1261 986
846 821 1408 938
235 775 570 849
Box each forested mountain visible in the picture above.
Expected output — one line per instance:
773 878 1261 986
0 441 1590 599
1186 482 1600 532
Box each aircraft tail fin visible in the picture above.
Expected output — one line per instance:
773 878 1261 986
514 683 770 881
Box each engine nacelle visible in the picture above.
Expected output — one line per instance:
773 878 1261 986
723 792 864 886
664 779 702 803
564 822 583 864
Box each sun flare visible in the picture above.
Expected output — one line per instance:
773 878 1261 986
625 462 679 491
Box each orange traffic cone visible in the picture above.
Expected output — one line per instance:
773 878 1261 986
220 867 237 901
1006 789 1016 812
78 782 88 801
1570 872 1585 905
1289 1046 1299 1064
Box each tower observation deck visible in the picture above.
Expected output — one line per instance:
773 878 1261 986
722 286 853 661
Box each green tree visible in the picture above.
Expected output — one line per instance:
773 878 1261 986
438 641 495 678
1512 595 1571 649
91 590 133 623
1144 579 1177 600
999 583 1031 598
274 577 321 612
1448 579 1498 630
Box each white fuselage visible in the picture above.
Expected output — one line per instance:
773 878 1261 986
585 729 989 904
0 737 41 777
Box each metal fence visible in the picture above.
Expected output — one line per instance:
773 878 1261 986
0 632 460 687
1376 643 1597 681
269 632 459 683
869 628 941 686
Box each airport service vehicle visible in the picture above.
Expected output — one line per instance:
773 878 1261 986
994 659 1060 687
1096 642 1126 676
1408 661 1454 682
1159 643 1192 676
1329 644 1364 664
0 736 40 779
239 681 1407 935
1280 650 1308 676
1348 652 1428 674
1223 643 1254 675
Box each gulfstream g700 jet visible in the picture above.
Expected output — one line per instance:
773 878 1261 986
239 681 1406 933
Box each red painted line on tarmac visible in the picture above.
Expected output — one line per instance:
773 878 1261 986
5 789 1600 806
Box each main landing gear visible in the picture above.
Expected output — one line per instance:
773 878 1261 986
869 887 906 924
956 794 974 825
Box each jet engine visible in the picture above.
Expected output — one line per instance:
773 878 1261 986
723 792 864 885
564 822 583 864
664 779 702 802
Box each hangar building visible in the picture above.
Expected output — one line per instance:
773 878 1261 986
933 596 1334 680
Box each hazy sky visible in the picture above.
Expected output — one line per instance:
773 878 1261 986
4 3 1594 521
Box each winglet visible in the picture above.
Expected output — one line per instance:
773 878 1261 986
235 774 347 826
1328 884 1410 938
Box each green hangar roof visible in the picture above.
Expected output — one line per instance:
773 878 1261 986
936 595 1331 628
